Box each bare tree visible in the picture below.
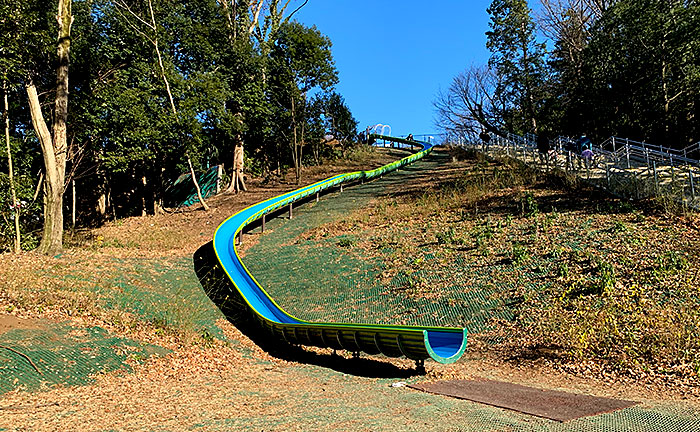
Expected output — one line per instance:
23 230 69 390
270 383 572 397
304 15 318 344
537 0 616 66
434 65 507 140
248 0 309 51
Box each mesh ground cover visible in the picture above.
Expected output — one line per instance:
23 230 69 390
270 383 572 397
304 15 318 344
243 152 520 332
241 150 700 431
43 256 226 340
178 365 700 431
1 256 227 396
0 322 169 396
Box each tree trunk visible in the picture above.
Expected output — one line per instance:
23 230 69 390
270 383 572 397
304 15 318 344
95 164 108 220
25 0 72 255
299 119 305 180
291 95 300 184
226 141 248 193
187 156 209 211
152 161 165 215
216 164 223 194
33 172 43 202
3 81 20 253
226 143 247 193
312 140 320 166
141 175 148 216
27 81 64 256
97 191 107 220
226 150 236 193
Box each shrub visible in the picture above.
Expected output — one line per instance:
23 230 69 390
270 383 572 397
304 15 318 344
519 192 539 217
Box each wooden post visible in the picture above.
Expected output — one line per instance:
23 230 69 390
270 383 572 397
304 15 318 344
316 192 319 202
289 203 293 219
340 184 343 193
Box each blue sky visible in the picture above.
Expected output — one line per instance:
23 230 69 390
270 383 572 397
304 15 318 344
295 1 494 137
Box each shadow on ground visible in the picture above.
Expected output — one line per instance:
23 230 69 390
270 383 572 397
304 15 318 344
193 241 421 380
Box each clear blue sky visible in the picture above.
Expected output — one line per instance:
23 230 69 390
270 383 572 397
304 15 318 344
295 1 493 137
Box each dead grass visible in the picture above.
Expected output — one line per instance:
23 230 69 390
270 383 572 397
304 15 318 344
2 147 700 429
295 150 700 388
0 147 400 344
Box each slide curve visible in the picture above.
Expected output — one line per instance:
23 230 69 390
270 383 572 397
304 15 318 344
211 135 467 364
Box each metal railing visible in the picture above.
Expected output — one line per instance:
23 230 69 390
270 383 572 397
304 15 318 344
449 132 700 210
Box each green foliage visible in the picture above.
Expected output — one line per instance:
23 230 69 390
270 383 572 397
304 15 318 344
336 237 355 248
556 261 569 278
272 22 338 93
0 173 41 252
486 0 548 134
597 261 616 292
518 192 539 217
447 0 700 151
610 220 628 233
655 251 689 275
0 0 355 230
312 92 358 148
436 227 466 246
552 0 700 144
511 242 529 265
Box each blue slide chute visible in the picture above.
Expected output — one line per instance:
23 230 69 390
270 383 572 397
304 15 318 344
211 136 468 364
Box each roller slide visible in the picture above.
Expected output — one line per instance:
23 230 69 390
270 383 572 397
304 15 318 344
212 135 467 364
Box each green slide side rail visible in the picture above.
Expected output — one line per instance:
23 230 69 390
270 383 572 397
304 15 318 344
210 136 468 364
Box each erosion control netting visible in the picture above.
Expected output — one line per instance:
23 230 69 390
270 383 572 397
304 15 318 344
165 165 220 208
243 151 516 333
243 152 633 333
0 256 229 396
0 323 169 396
241 149 700 431
49 256 226 340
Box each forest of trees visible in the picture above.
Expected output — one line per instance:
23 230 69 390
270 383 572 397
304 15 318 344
436 0 700 150
0 0 359 254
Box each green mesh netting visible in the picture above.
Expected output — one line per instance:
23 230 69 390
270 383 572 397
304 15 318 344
243 152 517 333
240 150 700 431
165 165 220 208
0 256 226 396
0 323 169 396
